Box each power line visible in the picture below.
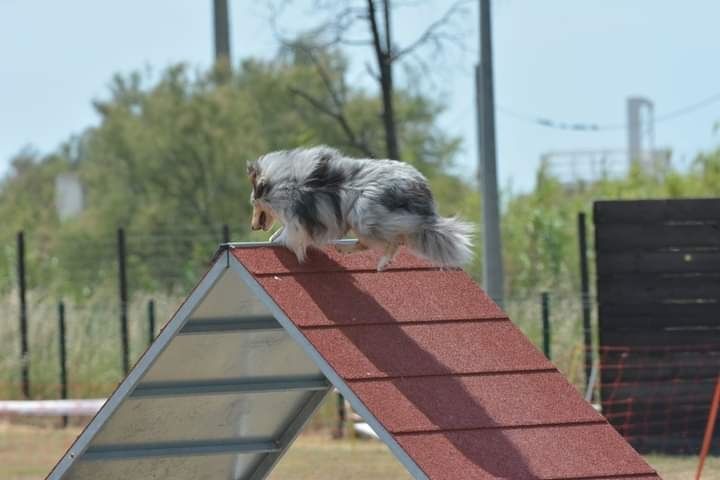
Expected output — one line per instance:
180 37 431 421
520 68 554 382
654 91 720 123
498 90 720 132
497 106 623 131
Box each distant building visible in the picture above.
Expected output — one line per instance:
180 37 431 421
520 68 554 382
542 97 670 186
55 173 84 221
627 96 655 170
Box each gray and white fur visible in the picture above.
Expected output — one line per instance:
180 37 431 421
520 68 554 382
247 146 473 271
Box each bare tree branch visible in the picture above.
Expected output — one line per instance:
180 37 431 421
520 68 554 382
392 0 471 61
364 61 380 81
305 47 346 107
266 3 377 157
269 1 368 51
296 45 360 135
288 86 375 158
267 0 472 161
338 38 374 47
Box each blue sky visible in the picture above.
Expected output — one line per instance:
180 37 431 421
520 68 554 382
1 0 719 191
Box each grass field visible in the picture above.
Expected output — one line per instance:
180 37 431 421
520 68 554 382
2 422 717 480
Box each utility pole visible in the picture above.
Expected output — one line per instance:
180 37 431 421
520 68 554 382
213 0 231 64
476 0 504 306
380 0 399 160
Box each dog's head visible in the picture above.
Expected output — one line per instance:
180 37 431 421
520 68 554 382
247 161 276 232
251 200 275 232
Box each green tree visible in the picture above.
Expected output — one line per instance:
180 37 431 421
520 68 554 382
0 45 476 296
501 147 720 297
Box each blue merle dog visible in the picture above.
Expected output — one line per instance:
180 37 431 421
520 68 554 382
247 146 473 271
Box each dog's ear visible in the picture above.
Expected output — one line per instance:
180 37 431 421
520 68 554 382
247 161 258 183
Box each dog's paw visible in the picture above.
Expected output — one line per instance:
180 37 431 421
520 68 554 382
376 256 391 272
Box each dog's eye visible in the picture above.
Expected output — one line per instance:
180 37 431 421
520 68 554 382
254 180 267 199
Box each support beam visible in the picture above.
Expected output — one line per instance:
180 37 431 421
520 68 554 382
179 316 281 334
83 438 279 461
131 376 329 398
248 389 330 480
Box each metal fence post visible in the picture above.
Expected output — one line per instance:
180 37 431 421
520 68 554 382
334 392 346 439
117 228 129 376
58 301 68 428
578 212 593 392
17 231 30 399
148 299 156 347
541 292 551 359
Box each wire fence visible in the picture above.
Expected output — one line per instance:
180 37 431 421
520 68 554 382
0 290 594 401
0 225 239 401
0 292 182 400
600 343 720 454
505 292 597 390
3 225 718 457
0 226 596 401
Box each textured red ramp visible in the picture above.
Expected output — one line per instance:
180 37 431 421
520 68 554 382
231 246 659 480
352 372 603 432
258 271 506 326
395 425 653 480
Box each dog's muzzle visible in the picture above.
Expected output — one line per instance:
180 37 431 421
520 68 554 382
252 211 267 231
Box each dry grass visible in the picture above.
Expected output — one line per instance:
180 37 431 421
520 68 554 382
0 292 184 399
1 422 716 480
646 454 720 480
505 293 591 390
0 292 589 399
0 422 80 480
269 434 412 480
1 294 716 480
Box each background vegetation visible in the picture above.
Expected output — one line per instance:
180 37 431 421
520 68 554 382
1 43 719 399
0 45 473 299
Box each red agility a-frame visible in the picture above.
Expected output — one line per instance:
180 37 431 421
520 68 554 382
48 244 659 479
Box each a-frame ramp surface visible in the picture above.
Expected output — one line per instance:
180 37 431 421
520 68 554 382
48 244 659 480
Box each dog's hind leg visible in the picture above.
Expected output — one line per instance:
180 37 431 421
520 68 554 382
377 241 401 272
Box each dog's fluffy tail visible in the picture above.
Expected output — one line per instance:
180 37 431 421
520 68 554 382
408 216 474 268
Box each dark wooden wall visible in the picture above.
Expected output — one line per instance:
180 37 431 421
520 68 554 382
594 199 720 453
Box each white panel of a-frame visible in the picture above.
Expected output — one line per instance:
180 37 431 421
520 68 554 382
47 253 330 480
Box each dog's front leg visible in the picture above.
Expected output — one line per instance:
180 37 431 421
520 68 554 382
276 227 307 263
287 239 308 263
